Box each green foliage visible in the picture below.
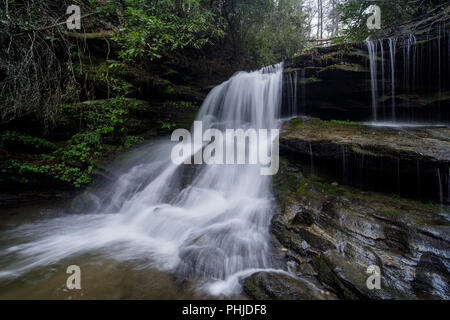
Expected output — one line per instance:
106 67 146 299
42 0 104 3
338 0 437 41
123 135 144 148
224 0 311 66
7 159 92 188
55 135 92 166
168 101 198 109
61 97 133 139
329 119 361 125
90 0 311 67
160 121 177 130
0 131 56 151
93 0 226 64
74 60 135 97
3 98 147 188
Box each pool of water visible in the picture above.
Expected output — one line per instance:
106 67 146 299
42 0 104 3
0 201 246 300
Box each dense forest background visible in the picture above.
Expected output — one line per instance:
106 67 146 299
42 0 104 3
0 0 446 193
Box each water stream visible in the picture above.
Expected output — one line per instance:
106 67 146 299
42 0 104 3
389 38 397 120
366 39 378 120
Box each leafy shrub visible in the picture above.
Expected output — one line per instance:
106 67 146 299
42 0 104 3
0 131 57 152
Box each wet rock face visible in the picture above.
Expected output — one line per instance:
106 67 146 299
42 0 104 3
266 157 450 300
412 252 449 299
282 46 374 122
240 271 337 300
280 117 450 204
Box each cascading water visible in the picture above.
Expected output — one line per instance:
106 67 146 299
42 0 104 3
438 24 441 90
0 64 286 295
284 70 298 116
379 39 385 117
366 39 378 120
292 70 298 115
389 38 397 120
436 168 444 208
300 69 306 112
308 142 314 174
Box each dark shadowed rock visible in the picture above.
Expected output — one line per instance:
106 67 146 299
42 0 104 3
280 117 450 203
281 117 450 164
269 157 450 300
240 272 337 300
412 252 450 299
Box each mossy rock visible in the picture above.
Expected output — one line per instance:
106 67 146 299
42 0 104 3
241 272 337 300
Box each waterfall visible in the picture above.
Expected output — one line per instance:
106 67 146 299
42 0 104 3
437 168 443 207
406 34 416 93
405 34 415 120
378 39 385 118
417 160 421 200
300 69 306 113
308 142 314 174
285 70 298 116
366 39 378 121
438 23 441 91
0 64 285 295
292 70 298 115
341 145 348 184
389 38 397 120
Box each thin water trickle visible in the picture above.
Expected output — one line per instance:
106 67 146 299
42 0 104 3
341 145 348 184
379 39 385 118
366 39 378 121
285 70 298 116
300 69 306 113
293 71 298 115
308 142 314 174
437 168 443 207
438 24 441 91
389 38 397 120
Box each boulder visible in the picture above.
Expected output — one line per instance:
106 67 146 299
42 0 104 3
240 271 337 300
269 157 450 299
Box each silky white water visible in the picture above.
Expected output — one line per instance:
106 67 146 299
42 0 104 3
366 38 378 121
0 64 284 295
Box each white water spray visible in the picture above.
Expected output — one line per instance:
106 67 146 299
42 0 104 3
389 38 397 120
366 39 378 121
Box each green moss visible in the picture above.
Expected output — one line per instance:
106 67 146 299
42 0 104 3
165 86 175 95
351 145 378 157
381 208 401 216
241 276 269 300
7 159 92 188
291 118 306 129
298 77 321 85
65 31 114 39
168 100 198 109
292 117 328 129
324 63 367 73
296 180 310 195
330 119 361 125
1 131 56 151
162 80 176 95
